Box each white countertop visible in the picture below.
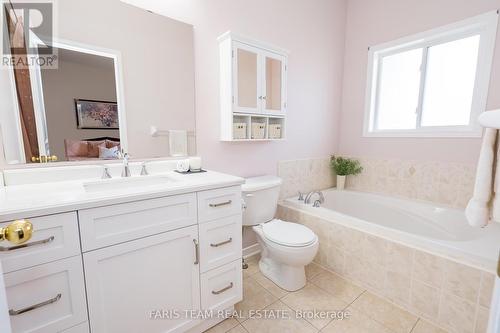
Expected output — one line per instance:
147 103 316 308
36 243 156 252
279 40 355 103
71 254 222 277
0 170 244 221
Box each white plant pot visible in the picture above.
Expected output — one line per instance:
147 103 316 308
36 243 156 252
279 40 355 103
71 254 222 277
337 175 346 190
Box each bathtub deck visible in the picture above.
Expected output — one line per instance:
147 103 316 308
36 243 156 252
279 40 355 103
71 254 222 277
205 257 452 333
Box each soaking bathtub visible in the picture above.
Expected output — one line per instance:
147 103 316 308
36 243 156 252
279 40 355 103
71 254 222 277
283 189 500 272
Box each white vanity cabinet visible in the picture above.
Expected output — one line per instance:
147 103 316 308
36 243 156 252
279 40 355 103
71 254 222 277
0 184 243 333
219 31 288 141
83 226 201 333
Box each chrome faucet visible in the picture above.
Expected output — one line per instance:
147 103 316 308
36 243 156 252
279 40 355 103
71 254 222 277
120 152 131 177
304 190 325 205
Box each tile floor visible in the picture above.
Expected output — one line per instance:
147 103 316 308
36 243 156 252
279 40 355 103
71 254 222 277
205 257 449 333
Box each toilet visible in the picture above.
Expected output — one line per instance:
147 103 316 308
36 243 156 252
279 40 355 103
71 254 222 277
242 175 319 291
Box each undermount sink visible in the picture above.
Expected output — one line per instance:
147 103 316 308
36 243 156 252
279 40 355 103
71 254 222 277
83 175 178 192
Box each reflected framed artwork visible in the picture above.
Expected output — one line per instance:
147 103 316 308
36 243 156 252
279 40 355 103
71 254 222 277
75 99 119 129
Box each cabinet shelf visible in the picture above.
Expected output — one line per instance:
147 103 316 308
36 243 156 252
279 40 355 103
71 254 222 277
219 32 288 142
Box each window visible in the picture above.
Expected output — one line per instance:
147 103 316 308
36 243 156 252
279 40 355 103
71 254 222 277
364 11 498 137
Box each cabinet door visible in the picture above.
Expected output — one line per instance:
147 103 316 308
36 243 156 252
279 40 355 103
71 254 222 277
262 51 286 114
83 226 201 333
234 42 261 113
0 261 12 333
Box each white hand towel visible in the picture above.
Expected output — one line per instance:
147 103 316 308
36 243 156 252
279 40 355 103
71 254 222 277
169 130 188 157
465 128 498 227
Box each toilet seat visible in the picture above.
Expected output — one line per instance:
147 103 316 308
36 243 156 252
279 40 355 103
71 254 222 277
262 219 317 247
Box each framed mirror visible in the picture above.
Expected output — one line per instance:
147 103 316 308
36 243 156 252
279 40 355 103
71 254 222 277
0 0 196 165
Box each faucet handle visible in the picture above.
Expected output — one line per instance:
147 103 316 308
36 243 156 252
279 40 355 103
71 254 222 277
298 191 304 201
140 162 149 176
313 200 321 208
102 166 112 179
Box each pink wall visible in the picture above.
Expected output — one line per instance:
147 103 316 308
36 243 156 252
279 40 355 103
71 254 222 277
124 0 347 177
338 0 500 164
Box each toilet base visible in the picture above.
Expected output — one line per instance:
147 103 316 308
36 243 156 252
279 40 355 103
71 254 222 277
258 257 306 292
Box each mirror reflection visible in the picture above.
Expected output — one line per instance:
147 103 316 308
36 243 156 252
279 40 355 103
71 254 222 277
36 47 120 162
0 0 196 164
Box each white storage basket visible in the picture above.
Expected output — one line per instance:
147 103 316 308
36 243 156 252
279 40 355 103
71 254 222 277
268 124 282 139
251 123 266 139
233 123 247 139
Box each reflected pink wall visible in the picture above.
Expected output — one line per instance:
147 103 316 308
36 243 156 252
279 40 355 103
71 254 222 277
338 0 500 164
123 0 347 177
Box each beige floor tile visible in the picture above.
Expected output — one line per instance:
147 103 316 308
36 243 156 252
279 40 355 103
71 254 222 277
310 271 364 304
204 318 240 333
280 283 347 330
321 308 391 333
305 262 327 281
251 271 290 299
227 325 248 333
241 300 317 333
243 257 260 277
411 319 448 333
351 292 418 333
235 278 278 321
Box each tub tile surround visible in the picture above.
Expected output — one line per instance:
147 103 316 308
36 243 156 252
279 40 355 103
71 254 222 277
278 156 476 209
209 256 453 333
344 157 476 209
277 157 336 199
275 206 494 333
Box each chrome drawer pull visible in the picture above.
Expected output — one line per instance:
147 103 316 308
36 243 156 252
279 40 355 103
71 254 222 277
209 200 232 208
0 236 54 252
210 238 233 247
193 239 200 265
9 293 61 316
212 282 233 295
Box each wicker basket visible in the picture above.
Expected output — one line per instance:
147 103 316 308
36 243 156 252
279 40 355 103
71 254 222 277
251 123 266 139
268 124 282 139
233 122 247 139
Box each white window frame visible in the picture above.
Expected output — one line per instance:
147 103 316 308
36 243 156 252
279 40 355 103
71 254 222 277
363 11 499 138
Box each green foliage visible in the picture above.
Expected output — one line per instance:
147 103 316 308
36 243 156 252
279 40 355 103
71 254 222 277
330 156 363 176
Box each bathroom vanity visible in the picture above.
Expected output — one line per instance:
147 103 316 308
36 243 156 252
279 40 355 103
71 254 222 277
0 165 244 333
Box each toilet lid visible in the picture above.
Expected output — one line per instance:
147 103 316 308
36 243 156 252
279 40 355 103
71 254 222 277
262 219 317 247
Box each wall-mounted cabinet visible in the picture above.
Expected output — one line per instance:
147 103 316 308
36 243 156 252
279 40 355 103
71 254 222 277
219 32 288 141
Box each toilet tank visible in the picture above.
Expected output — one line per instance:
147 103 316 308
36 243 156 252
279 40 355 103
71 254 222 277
241 176 282 226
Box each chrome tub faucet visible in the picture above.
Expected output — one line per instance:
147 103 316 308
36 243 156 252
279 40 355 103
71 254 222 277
304 190 325 204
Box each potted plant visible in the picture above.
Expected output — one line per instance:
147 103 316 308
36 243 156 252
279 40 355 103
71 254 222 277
330 156 363 190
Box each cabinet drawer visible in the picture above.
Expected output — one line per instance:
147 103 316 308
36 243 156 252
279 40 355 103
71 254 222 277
197 187 242 223
79 194 197 251
201 260 242 311
199 215 242 272
0 212 80 273
5 256 88 333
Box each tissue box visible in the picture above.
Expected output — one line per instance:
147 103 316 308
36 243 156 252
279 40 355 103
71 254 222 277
268 124 282 139
233 123 247 139
251 123 266 139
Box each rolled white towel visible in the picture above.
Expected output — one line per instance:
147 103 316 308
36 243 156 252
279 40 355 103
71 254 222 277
465 128 498 227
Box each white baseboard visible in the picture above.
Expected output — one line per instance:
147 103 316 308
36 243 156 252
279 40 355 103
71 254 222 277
243 243 261 258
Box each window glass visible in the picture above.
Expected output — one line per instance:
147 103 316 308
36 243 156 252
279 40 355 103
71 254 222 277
421 35 480 127
376 48 423 130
